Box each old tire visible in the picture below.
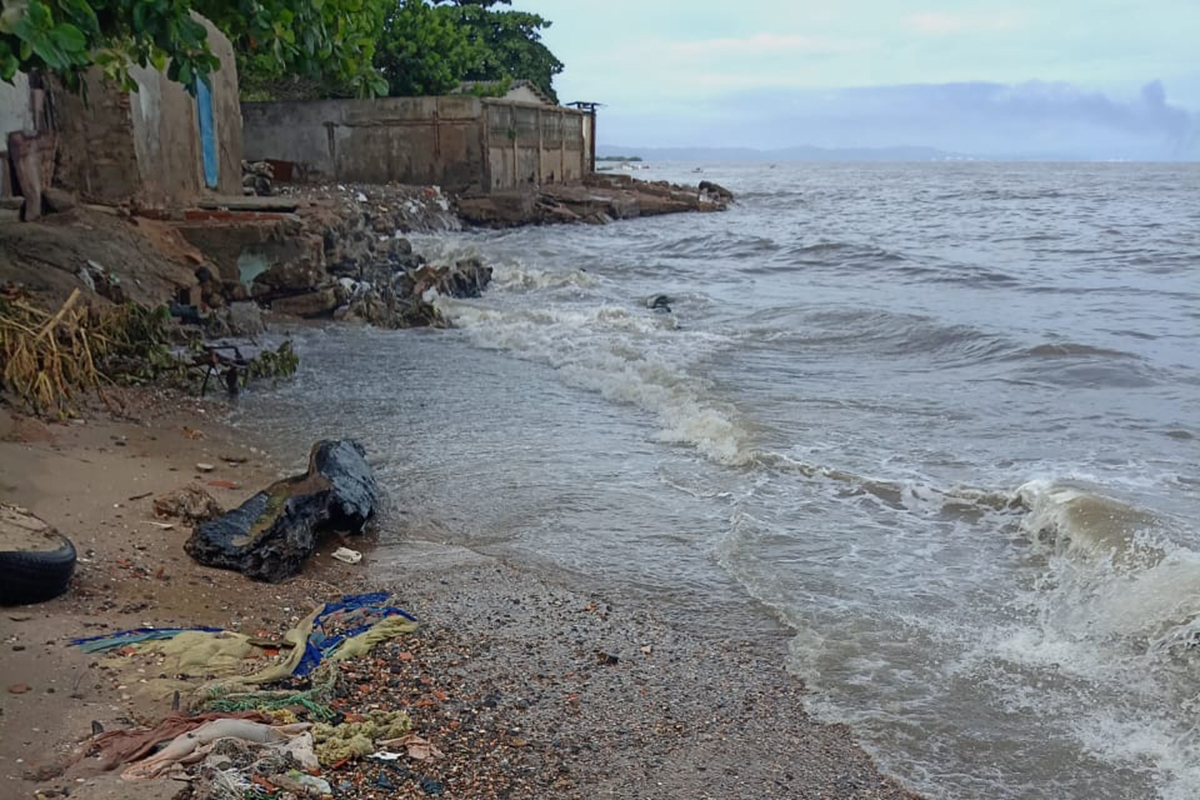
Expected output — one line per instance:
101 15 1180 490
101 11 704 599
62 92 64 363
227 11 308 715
0 504 77 605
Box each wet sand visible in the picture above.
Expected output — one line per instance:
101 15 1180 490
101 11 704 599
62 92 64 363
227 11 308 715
0 397 918 799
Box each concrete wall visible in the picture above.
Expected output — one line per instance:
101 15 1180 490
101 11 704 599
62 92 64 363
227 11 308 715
242 96 587 192
503 84 547 106
483 101 586 191
52 17 241 206
0 74 34 137
243 96 486 189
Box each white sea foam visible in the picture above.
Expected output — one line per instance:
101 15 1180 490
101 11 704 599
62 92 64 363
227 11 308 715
438 297 755 466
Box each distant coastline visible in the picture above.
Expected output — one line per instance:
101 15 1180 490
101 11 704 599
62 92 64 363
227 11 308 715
598 144 969 162
596 143 1200 163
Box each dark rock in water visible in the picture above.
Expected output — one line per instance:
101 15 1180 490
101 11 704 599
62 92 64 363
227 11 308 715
184 440 379 582
646 294 673 312
399 259 492 300
698 181 734 201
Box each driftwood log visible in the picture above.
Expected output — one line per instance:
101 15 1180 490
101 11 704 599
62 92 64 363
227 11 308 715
184 440 378 582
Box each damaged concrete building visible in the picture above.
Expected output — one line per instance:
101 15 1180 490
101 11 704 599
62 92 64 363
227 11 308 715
241 93 592 193
0 16 242 215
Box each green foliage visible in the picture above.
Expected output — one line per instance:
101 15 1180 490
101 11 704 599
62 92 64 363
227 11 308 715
373 0 562 102
375 0 478 97
200 0 389 99
0 0 218 93
443 0 561 102
244 340 298 384
0 0 561 103
0 0 387 97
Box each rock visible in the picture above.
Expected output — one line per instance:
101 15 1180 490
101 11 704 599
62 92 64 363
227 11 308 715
271 287 340 318
41 187 77 213
399 259 492 300
222 301 265 336
457 192 537 227
636 193 697 216
646 294 673 312
343 289 448 329
251 260 325 297
698 180 734 201
196 463 216 473
153 487 223 524
184 440 379 582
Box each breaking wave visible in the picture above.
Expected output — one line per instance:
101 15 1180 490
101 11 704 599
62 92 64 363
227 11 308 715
436 297 755 466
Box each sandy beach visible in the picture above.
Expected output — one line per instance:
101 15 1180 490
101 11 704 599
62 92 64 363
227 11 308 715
0 393 918 799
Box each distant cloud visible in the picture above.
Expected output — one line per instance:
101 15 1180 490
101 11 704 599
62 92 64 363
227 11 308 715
666 33 871 57
902 11 1025 35
599 79 1198 160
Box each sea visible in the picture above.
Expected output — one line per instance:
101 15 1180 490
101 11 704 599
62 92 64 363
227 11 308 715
239 162 1200 799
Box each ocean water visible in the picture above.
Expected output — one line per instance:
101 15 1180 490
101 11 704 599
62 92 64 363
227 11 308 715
240 162 1200 799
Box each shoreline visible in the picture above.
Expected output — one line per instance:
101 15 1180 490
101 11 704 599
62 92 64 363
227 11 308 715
0 394 920 799
2 178 921 799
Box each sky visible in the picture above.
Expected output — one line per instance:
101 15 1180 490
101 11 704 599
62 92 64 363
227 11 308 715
520 1 1200 160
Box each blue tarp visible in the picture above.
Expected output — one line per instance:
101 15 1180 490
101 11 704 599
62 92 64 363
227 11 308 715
295 591 418 677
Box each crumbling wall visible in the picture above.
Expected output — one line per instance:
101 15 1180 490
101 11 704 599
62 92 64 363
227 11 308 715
50 16 241 206
242 96 486 191
483 101 586 191
0 74 34 138
53 74 143 203
241 96 587 193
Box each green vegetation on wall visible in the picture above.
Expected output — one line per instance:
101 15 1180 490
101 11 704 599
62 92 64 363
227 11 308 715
0 0 564 102
0 0 388 97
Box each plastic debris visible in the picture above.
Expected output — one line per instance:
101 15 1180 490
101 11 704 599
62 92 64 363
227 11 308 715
332 546 363 564
377 733 445 761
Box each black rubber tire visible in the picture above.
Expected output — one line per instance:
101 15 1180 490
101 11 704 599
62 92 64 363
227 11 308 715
0 533 77 605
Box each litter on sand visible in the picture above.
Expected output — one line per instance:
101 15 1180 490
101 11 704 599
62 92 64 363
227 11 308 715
332 546 363 564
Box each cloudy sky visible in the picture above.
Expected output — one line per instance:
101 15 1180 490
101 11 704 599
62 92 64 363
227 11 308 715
522 1 1200 159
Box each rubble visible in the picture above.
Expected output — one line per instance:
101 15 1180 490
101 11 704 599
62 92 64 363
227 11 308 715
153 486 223 524
242 160 275 196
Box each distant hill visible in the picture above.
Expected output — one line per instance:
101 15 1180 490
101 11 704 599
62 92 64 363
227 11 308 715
596 144 972 162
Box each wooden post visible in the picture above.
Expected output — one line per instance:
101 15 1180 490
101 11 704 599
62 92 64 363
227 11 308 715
510 107 518 188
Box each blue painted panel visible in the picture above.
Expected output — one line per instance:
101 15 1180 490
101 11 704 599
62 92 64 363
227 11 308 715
196 80 218 189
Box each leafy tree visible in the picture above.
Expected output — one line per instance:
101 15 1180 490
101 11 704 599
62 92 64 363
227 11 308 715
443 0 562 102
200 0 389 98
374 0 479 97
0 0 387 96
